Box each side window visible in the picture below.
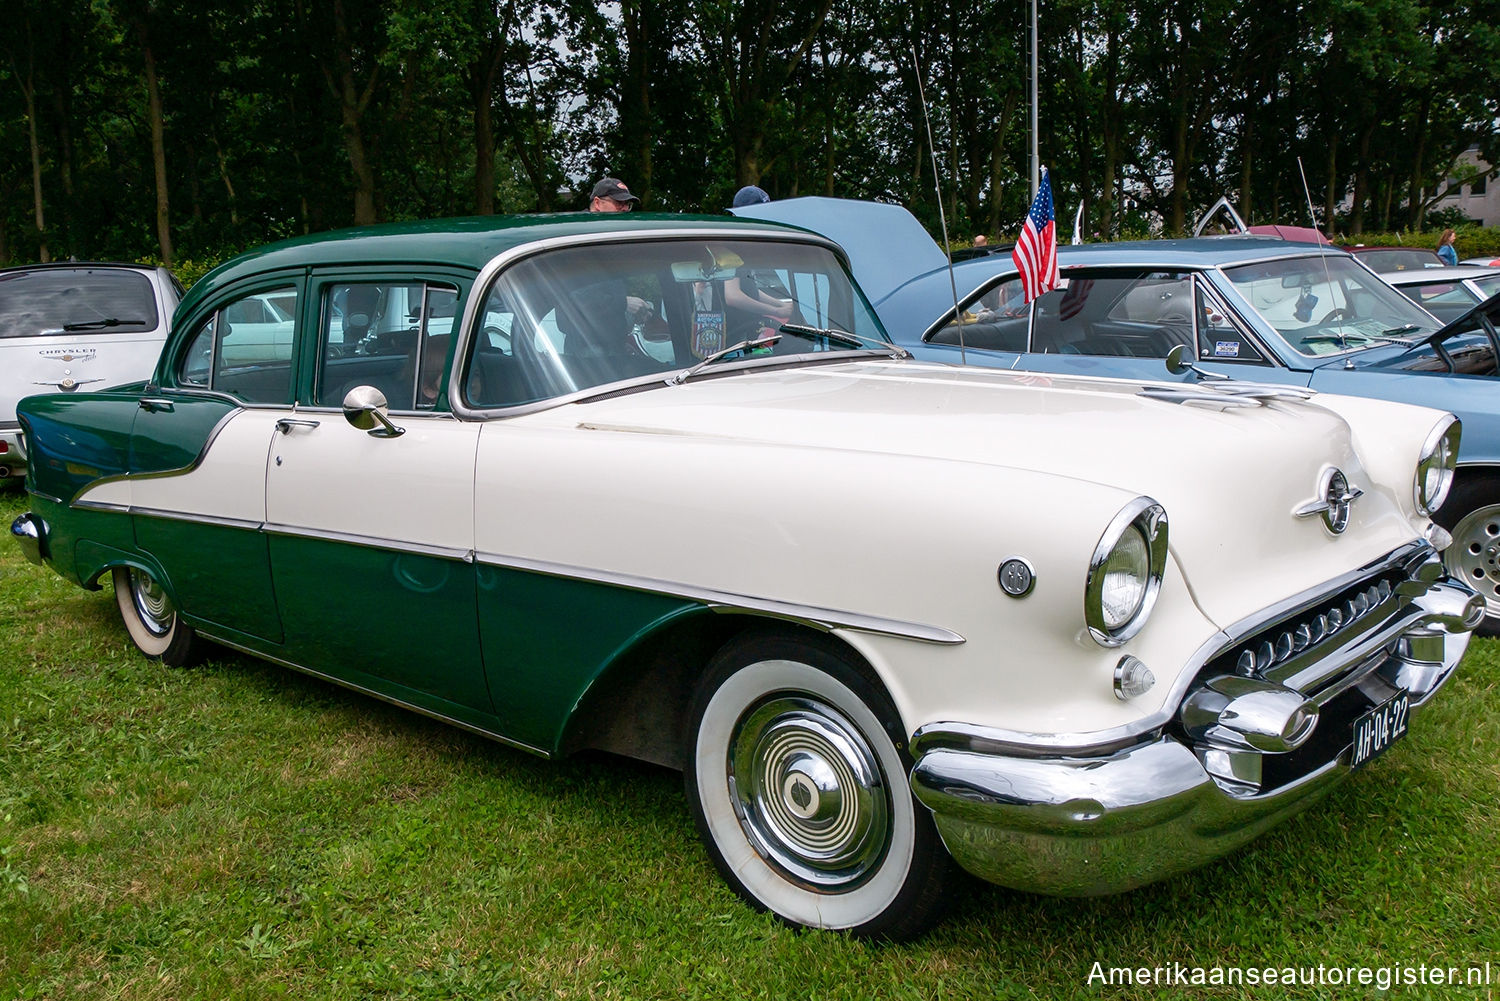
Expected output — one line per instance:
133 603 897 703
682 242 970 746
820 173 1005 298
174 285 297 403
928 276 1029 350
1031 272 1194 358
315 281 458 410
1196 282 1268 364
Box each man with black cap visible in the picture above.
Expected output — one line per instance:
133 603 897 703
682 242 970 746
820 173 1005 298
590 177 641 213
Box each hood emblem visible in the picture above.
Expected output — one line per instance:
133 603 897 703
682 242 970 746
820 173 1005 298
1294 468 1363 534
39 347 96 363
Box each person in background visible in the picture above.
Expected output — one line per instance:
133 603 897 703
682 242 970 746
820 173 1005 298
973 234 988 248
590 178 640 213
732 185 771 208
1438 229 1459 266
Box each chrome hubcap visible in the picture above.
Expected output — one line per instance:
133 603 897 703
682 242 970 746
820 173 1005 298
129 569 174 637
729 696 890 890
1445 503 1500 620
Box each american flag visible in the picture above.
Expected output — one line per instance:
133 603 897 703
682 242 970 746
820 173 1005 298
1012 169 1059 303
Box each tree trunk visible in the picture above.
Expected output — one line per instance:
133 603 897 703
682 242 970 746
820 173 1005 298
18 34 48 262
139 20 172 265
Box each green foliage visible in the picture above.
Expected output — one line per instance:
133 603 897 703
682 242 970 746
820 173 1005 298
2 487 1500 998
0 0 1498 262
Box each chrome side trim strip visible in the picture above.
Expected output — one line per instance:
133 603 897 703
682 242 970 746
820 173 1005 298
68 404 246 505
475 550 966 645
261 523 474 563
74 500 132 515
130 506 264 532
194 631 550 759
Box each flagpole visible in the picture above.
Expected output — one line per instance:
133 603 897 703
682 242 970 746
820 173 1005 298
1030 0 1039 201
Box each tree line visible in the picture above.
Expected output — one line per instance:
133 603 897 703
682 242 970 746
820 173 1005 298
3 0 1496 268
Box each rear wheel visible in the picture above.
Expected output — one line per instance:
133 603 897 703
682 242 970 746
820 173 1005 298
685 631 954 940
112 567 200 666
1438 474 1500 636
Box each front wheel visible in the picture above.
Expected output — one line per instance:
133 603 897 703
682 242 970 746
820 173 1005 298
112 567 201 666
685 632 954 940
1437 474 1500 636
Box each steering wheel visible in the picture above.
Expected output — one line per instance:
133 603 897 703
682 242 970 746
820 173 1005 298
1318 307 1351 324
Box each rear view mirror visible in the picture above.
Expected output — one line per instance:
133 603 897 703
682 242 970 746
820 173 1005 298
342 385 405 438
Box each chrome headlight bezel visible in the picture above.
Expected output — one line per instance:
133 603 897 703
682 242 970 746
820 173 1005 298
1414 416 1460 517
1085 497 1169 647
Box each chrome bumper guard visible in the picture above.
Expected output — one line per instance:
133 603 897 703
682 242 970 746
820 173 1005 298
910 544 1480 897
10 513 47 565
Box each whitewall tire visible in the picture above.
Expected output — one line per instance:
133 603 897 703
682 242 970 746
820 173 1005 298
112 567 200 666
685 631 953 940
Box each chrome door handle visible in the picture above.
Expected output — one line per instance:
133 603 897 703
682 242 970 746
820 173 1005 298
275 418 322 434
139 398 175 412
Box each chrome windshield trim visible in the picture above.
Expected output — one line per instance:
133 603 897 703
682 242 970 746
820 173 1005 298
475 550 965 645
193 630 550 759
448 227 873 421
912 540 1442 757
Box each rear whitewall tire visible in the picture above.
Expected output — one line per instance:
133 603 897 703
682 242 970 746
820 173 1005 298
685 633 953 939
112 567 200 666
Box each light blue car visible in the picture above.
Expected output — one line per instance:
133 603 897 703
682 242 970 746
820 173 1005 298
735 197 1500 632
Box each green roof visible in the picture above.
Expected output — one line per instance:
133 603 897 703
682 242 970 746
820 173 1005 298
180 212 799 315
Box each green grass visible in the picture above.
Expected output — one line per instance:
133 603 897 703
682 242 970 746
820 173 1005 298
2 486 1498 1000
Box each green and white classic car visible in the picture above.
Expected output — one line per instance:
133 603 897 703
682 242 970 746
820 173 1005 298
8 214 1485 939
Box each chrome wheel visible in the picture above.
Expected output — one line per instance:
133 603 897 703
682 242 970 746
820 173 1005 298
730 695 891 890
1443 501 1500 623
129 569 175 637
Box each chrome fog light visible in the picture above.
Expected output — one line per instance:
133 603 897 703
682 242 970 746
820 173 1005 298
1113 656 1156 700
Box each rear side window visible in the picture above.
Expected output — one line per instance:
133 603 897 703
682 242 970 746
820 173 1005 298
177 285 298 404
0 268 160 338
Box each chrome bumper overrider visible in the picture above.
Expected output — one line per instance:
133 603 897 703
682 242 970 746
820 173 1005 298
910 548 1480 897
10 513 47 565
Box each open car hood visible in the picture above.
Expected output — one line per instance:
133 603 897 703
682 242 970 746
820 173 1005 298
730 197 949 306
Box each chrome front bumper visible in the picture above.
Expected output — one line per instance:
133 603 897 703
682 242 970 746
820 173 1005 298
910 555 1480 897
10 512 47 565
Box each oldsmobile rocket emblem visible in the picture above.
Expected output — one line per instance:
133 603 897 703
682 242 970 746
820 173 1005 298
1294 467 1363 534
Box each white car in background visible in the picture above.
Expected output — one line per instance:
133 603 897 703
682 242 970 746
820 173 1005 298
0 263 180 484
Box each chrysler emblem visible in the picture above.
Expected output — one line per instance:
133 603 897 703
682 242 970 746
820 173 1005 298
1294 468 1363 534
39 347 96 363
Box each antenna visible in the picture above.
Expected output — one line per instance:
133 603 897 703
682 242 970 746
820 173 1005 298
1298 155 1345 350
910 46 966 364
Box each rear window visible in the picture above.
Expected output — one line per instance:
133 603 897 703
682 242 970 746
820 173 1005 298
0 268 160 339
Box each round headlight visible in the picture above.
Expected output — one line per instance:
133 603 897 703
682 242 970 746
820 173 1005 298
1086 498 1169 647
1414 417 1460 516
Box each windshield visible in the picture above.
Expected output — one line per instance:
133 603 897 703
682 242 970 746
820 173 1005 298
0 268 160 339
1222 255 1440 357
462 238 887 408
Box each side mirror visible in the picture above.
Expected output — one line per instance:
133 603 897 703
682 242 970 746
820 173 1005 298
342 385 405 438
1164 343 1230 382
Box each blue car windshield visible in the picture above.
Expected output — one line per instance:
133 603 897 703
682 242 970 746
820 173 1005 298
1222 255 1441 357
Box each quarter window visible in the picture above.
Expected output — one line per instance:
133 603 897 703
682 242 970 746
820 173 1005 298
176 285 298 403
314 281 459 410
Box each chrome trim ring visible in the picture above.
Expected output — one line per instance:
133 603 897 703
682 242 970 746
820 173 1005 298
1415 415 1460 516
1085 497 1168 647
729 695 891 889
129 569 174 638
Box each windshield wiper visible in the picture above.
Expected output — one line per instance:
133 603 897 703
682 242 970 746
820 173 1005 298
62 317 146 331
667 334 781 386
779 322 909 358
